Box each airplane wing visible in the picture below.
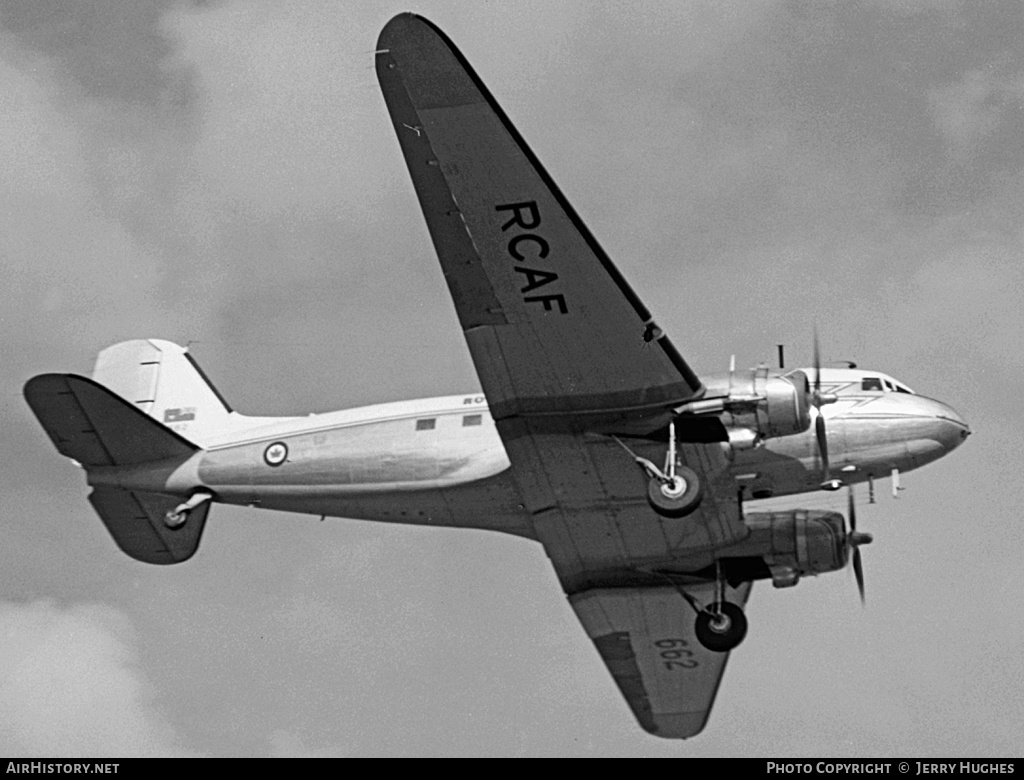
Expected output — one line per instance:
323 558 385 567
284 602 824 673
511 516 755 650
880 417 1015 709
572 582 752 738
376 14 703 423
377 14 750 737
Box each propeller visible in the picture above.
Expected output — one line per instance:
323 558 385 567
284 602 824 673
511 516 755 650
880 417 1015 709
811 328 842 491
846 486 873 604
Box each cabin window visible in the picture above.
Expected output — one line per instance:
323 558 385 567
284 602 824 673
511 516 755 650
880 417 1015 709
462 414 482 427
861 377 883 391
415 418 436 431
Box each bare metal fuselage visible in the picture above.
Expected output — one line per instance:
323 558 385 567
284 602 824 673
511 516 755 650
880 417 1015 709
86 368 969 542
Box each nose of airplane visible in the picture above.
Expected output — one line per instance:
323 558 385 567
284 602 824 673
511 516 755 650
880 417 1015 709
933 401 971 451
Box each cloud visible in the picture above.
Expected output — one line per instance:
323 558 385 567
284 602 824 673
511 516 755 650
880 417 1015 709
0 4 210 371
0 43 174 367
1 0 204 239
928 67 1024 163
0 601 200 757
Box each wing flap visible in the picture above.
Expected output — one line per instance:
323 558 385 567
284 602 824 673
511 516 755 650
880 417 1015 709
376 14 703 421
506 433 748 593
571 582 752 739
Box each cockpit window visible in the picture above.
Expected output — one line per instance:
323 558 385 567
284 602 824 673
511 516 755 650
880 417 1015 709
894 383 912 394
861 377 883 391
883 379 895 392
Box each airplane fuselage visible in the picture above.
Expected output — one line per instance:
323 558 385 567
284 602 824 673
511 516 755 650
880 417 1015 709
85 367 969 542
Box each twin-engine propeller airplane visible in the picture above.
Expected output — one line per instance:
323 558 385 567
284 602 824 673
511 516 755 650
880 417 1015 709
23 14 970 739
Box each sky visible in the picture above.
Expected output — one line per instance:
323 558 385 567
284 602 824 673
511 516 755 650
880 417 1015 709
2 0 1022 758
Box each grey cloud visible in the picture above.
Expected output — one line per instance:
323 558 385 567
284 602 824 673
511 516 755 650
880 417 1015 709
0 601 201 757
1 0 201 111
0 0 216 312
928 66 1024 163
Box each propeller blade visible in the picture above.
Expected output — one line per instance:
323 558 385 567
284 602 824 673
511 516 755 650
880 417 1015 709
853 548 866 604
813 327 822 396
847 484 857 532
812 328 841 490
815 411 830 483
846 485 871 605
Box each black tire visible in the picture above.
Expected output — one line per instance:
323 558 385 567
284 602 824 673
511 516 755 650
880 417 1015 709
695 602 748 652
163 509 187 531
646 467 703 518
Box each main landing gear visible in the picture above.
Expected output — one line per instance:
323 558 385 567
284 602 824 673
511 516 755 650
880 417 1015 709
693 560 747 652
623 420 704 518
695 602 747 652
662 560 748 653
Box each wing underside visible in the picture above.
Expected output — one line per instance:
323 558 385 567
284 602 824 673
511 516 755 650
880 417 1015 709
375 11 748 567
572 582 752 739
376 14 703 422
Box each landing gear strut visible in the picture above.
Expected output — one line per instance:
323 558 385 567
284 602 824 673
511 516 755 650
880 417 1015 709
695 559 748 652
658 561 749 653
642 421 703 518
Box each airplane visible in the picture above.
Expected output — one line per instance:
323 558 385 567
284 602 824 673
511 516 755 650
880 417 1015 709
22 13 970 740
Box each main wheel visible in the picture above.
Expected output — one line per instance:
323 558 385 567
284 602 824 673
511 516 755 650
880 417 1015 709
646 466 703 518
695 602 748 652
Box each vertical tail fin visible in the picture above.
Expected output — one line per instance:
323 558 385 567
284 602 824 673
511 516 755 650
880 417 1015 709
90 339 295 446
92 339 236 446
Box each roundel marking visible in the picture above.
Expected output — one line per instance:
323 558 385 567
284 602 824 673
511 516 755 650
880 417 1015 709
263 441 288 467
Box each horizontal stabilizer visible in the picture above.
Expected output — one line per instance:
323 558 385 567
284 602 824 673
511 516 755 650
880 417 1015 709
89 487 209 564
24 374 198 467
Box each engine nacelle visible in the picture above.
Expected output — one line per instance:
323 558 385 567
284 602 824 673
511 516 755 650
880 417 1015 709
676 369 812 446
723 509 848 588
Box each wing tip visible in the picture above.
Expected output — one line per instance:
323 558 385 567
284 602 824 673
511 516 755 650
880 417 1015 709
377 12 445 52
644 711 710 740
24 372 70 398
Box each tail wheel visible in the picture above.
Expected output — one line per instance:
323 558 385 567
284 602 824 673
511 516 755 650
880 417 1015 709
163 510 188 530
695 602 747 652
162 491 214 531
647 466 703 518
